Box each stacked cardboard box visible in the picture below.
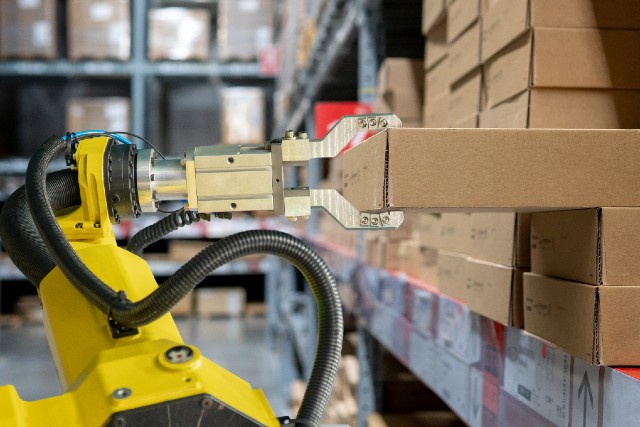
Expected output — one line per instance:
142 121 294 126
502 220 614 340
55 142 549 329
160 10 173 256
374 58 424 128
65 97 130 132
422 0 449 127
217 0 275 62
0 0 57 59
148 8 211 61
220 87 265 145
68 0 130 60
524 208 640 365
480 0 640 129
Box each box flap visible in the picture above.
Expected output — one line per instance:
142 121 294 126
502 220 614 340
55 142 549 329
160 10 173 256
599 286 640 365
342 129 387 211
530 209 600 284
448 69 481 125
426 56 451 103
423 0 447 34
523 273 597 364
479 90 529 128
600 208 640 285
426 19 448 70
448 21 481 85
532 28 640 89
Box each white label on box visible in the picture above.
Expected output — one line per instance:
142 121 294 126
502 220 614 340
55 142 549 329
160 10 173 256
571 358 601 427
437 297 481 364
31 21 51 49
470 367 484 427
409 330 438 388
18 0 40 9
90 3 114 22
437 347 471 423
239 0 260 13
503 328 570 427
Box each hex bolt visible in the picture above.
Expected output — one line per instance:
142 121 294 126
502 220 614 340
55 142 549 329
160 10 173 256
360 217 369 225
112 387 132 399
371 218 379 226
297 131 308 139
379 119 388 127
368 118 377 127
284 130 295 139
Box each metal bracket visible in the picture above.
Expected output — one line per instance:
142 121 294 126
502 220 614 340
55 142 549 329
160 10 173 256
310 114 402 159
310 189 403 230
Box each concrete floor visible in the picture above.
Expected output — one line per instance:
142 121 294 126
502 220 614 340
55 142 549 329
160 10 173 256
0 316 288 416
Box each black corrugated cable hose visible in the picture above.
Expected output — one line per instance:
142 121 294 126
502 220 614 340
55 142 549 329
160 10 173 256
16 134 341 426
0 169 80 286
126 208 202 257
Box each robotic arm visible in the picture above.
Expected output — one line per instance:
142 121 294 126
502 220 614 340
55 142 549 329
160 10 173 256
0 115 403 427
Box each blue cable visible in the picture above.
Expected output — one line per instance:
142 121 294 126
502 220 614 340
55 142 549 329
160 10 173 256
63 130 132 145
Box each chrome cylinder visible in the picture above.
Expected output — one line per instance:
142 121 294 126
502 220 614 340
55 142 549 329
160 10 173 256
137 149 188 212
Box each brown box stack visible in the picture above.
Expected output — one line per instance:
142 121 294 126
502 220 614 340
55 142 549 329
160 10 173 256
68 0 130 60
217 0 275 62
66 97 130 132
374 58 424 128
220 87 265 145
0 0 57 59
148 8 211 61
523 208 640 365
480 0 640 129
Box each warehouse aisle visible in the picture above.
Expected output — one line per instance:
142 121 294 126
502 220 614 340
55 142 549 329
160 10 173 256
0 316 288 415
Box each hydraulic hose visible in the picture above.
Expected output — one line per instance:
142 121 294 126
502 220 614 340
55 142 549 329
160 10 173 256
126 209 202 256
0 169 80 286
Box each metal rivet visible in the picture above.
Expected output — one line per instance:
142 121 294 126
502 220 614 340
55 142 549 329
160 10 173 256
358 119 367 129
368 118 377 127
284 130 295 139
200 397 215 408
379 119 388 127
360 217 369 225
371 218 379 226
297 131 308 139
112 387 132 399
382 216 390 224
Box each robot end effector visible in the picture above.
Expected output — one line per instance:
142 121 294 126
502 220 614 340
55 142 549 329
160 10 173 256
103 114 405 230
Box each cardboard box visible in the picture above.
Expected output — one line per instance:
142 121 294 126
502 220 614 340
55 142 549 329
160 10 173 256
531 208 640 285
416 213 441 248
424 91 449 128
438 213 472 254
447 0 480 43
425 19 448 70
451 114 477 129
423 0 447 34
437 250 468 303
411 245 439 287
448 69 481 126
482 0 640 62
148 8 211 61
66 97 130 132
217 0 274 61
524 273 640 365
480 88 640 129
448 21 481 85
375 58 424 125
68 0 130 60
342 128 640 212
408 330 438 388
196 287 246 317
436 348 472 423
170 292 194 317
484 29 640 106
0 0 57 59
469 212 530 267
465 258 524 327
425 57 451 103
411 286 438 338
502 327 571 426
221 87 265 144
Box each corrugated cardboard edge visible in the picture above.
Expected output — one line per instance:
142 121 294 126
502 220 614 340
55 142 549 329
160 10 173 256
384 129 390 209
595 208 603 284
593 286 600 364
